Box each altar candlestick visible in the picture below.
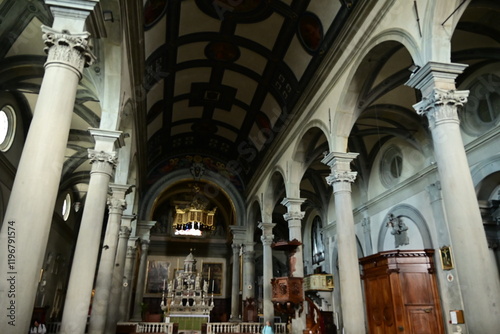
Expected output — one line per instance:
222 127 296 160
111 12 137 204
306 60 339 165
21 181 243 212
212 279 214 292
163 279 166 290
177 258 179 269
208 267 210 281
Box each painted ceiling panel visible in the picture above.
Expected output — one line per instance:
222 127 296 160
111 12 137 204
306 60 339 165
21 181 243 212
179 1 221 36
235 47 267 75
147 80 165 111
221 69 258 105
173 67 212 96
283 35 311 81
234 13 284 51
177 42 208 63
144 16 167 58
172 101 204 122
213 106 246 129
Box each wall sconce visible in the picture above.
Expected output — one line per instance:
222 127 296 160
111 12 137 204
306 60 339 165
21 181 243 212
103 10 114 22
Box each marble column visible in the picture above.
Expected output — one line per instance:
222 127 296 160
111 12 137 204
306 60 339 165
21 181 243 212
105 215 134 333
60 130 122 334
242 242 256 301
119 239 138 321
230 226 246 322
258 222 276 323
281 198 305 277
131 221 156 320
0 2 96 332
89 184 131 333
322 152 366 333
230 243 242 321
281 198 306 333
406 61 500 332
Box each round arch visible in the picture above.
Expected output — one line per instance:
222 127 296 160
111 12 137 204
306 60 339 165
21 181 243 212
139 168 246 228
377 204 433 252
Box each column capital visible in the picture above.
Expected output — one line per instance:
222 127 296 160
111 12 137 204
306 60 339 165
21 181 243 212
322 152 358 185
281 197 305 221
413 88 468 128
119 226 131 238
109 183 133 196
42 26 96 77
137 220 156 242
107 196 127 214
89 128 124 151
232 243 241 252
258 222 276 245
230 225 247 245
281 197 306 208
405 61 468 95
88 150 117 176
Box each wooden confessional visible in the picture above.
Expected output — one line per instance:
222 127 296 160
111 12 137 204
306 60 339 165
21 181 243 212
360 249 445 334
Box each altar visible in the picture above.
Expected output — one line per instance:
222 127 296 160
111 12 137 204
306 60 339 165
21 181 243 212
160 251 214 332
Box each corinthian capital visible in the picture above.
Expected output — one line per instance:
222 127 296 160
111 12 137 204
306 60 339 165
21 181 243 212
107 197 127 213
413 88 469 127
283 211 305 221
325 171 357 185
42 26 96 74
88 149 118 167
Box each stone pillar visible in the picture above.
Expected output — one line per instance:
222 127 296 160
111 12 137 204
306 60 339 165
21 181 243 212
242 242 256 301
60 130 121 334
281 198 305 277
89 184 131 333
230 226 246 322
230 243 242 321
0 2 97 332
406 61 500 332
119 238 138 321
258 222 276 323
322 152 366 333
131 221 156 321
281 198 306 333
105 215 134 334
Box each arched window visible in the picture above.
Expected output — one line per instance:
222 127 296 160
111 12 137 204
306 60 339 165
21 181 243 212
312 216 325 265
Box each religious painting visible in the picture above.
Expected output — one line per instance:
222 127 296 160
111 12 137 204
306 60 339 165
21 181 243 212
201 262 223 295
440 245 454 270
297 12 323 53
145 260 170 294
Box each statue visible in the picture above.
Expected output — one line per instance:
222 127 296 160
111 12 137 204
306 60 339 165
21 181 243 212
387 214 409 248
195 273 201 290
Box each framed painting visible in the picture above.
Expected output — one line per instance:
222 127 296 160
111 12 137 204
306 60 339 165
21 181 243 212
440 245 454 270
201 262 223 295
145 260 170 294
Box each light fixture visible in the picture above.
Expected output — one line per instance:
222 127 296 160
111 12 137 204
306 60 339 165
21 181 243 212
173 185 216 236
103 10 114 22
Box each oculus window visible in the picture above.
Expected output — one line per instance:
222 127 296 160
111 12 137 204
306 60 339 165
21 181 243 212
0 105 15 152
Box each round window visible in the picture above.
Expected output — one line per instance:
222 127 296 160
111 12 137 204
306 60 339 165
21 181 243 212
462 74 500 136
380 146 403 188
0 105 15 152
62 193 71 221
